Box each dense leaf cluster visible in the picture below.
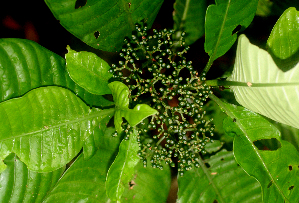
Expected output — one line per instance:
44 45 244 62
110 24 215 175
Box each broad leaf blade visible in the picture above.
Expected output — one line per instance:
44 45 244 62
212 96 299 203
0 38 112 107
204 0 258 59
267 7 299 71
65 46 112 95
122 160 171 203
0 86 114 172
228 35 299 129
42 127 122 203
173 0 207 45
105 128 140 201
45 0 164 51
177 149 262 203
0 154 65 203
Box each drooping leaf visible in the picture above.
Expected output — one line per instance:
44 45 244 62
105 128 140 201
211 95 299 203
204 0 258 60
122 160 171 203
42 127 122 203
108 81 158 133
65 46 112 95
0 154 65 203
267 7 299 71
228 34 299 129
0 38 113 107
45 0 164 51
177 149 262 203
0 86 114 172
173 0 207 45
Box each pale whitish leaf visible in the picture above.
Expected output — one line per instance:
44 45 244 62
228 34 299 129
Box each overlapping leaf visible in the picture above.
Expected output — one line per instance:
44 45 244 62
0 38 112 107
0 154 65 203
105 128 140 201
228 35 299 129
267 7 299 71
108 81 158 133
45 0 164 51
211 96 299 203
0 86 114 172
65 46 112 95
177 149 262 203
173 0 207 45
204 0 258 60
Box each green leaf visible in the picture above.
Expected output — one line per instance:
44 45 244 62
211 95 299 203
45 0 164 51
42 127 122 202
227 35 299 129
108 81 158 133
267 7 299 71
105 128 140 201
204 0 258 59
122 160 171 203
0 86 114 172
173 0 207 45
0 154 65 203
177 149 262 203
0 38 112 107
65 46 112 95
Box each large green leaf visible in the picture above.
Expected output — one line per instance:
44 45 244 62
65 46 112 95
267 7 299 71
211 95 299 203
0 38 112 107
108 81 158 133
0 86 114 172
45 0 164 51
204 0 258 60
122 160 171 203
0 154 65 203
177 149 262 203
228 35 299 129
173 0 207 45
42 127 121 203
105 128 140 201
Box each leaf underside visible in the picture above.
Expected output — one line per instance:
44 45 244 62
45 0 164 51
228 35 299 129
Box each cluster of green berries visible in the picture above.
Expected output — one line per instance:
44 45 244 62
109 23 214 176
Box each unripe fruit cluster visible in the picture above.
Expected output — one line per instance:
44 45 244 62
110 23 214 176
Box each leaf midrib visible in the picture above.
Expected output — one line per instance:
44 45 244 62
1 108 114 142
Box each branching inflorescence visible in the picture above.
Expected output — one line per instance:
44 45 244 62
109 23 215 176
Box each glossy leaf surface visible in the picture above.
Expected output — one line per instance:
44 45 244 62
45 0 164 51
0 154 65 203
177 149 262 203
108 81 158 133
212 96 299 203
0 38 112 107
0 86 114 172
173 0 206 45
122 160 171 202
267 7 299 71
105 128 140 201
43 127 121 203
204 0 258 59
65 46 112 95
228 35 299 129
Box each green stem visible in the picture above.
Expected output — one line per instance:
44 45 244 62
206 79 299 87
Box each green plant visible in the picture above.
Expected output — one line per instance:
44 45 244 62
0 0 299 203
